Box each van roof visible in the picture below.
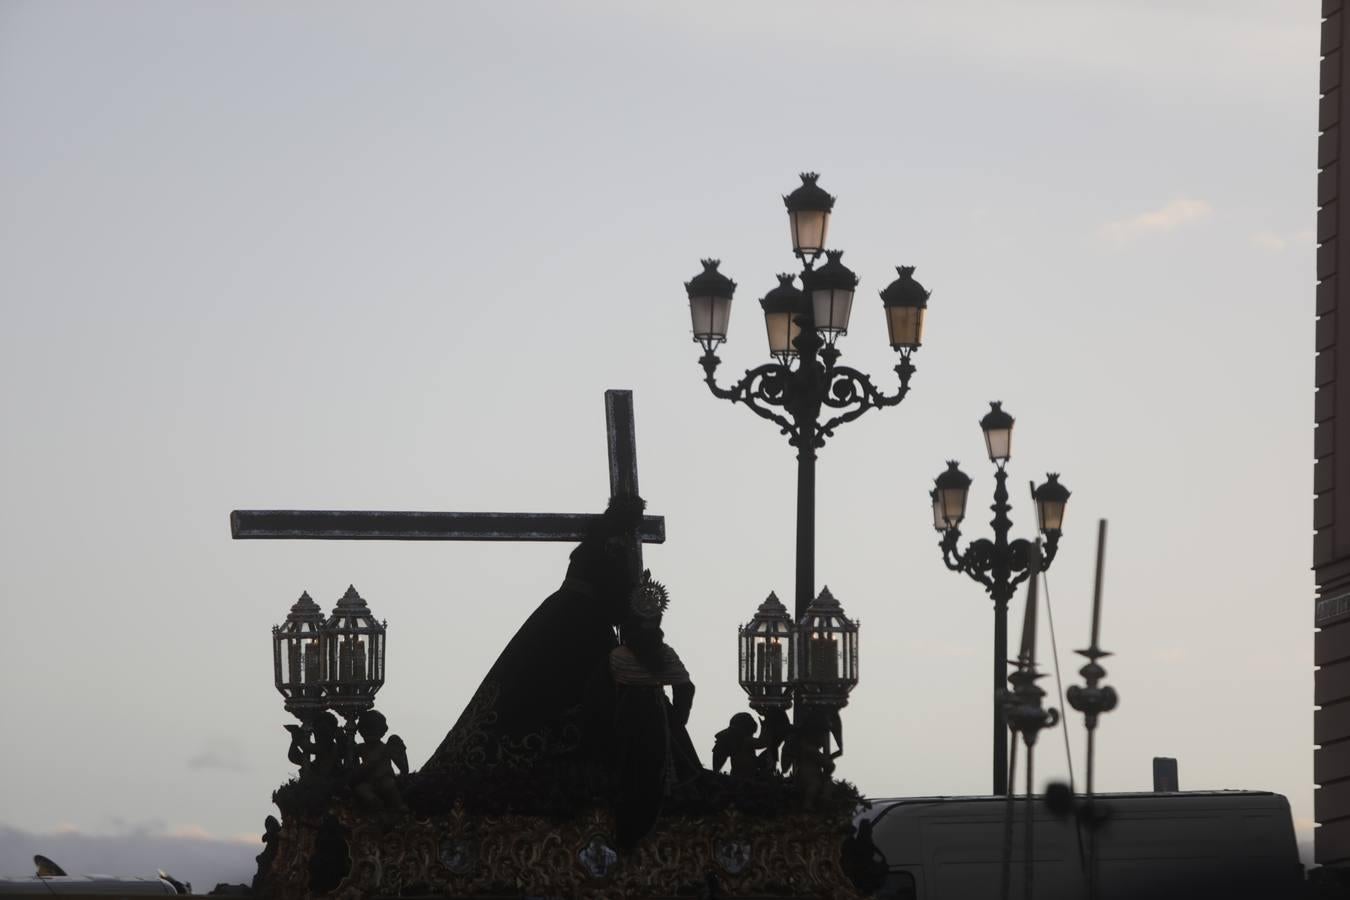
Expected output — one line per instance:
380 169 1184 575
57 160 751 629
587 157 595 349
868 790 1278 806
861 791 1288 825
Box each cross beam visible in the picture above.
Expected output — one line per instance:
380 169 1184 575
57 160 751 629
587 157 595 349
230 510 664 543
231 390 663 547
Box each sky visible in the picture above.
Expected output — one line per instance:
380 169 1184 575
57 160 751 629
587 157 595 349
0 0 1320 886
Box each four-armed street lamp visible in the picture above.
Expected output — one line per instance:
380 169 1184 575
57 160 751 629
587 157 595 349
685 172 932 625
931 403 1070 795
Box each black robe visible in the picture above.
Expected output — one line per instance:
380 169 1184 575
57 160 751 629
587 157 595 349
422 577 620 773
422 525 635 774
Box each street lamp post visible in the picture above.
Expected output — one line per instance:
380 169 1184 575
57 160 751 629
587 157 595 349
685 173 930 624
932 403 1070 795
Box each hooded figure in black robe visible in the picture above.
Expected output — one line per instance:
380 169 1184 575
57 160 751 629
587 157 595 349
422 498 643 776
422 498 702 846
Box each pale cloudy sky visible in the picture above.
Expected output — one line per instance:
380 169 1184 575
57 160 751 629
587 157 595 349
0 0 1319 885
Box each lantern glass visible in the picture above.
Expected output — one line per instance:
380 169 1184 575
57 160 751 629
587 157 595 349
983 426 1012 463
1033 475 1070 533
811 287 854 339
790 209 830 261
750 634 789 685
886 305 925 350
764 310 802 360
980 402 1015 464
931 491 947 532
690 294 733 350
937 484 969 528
1037 496 1067 532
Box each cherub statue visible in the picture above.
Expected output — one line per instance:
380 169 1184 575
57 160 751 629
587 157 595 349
350 709 409 814
782 707 842 811
285 710 346 778
712 712 759 777
756 707 791 775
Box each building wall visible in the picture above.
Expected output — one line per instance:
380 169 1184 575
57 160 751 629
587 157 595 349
1317 0 1350 866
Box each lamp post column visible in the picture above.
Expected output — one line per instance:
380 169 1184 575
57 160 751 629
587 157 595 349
989 466 1013 796
790 322 825 622
795 443 817 623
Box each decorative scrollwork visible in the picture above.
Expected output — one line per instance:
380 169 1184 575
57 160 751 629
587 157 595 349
817 358 913 442
939 523 1061 602
699 349 915 451
701 354 801 442
263 803 866 900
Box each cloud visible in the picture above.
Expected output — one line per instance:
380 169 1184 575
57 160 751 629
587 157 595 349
0 824 260 891
1250 228 1315 253
167 824 214 840
1101 198 1212 242
1151 645 1187 662
186 738 249 773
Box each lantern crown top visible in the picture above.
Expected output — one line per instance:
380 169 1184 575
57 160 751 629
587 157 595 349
980 401 1014 432
807 585 842 614
759 274 808 315
756 590 790 618
685 258 737 299
784 172 836 212
335 584 370 613
880 265 930 309
289 590 321 616
278 591 325 633
803 250 858 290
935 460 972 489
1034 473 1071 503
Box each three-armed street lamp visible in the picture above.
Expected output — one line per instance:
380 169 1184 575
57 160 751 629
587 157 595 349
931 403 1070 795
685 172 931 625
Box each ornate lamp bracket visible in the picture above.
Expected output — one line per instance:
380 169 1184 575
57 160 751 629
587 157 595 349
700 353 801 443
699 334 914 452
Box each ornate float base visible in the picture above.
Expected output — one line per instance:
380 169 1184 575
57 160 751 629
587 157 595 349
260 802 866 899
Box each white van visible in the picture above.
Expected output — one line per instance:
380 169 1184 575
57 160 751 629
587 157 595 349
859 791 1302 900
0 875 180 895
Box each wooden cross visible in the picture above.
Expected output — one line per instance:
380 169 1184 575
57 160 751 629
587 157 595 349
231 390 663 562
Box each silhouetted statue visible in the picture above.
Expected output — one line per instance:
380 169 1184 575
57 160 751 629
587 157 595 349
601 571 700 849
285 710 346 778
712 713 759 777
350 709 409 814
755 707 791 775
783 707 841 811
424 499 646 775
251 816 282 893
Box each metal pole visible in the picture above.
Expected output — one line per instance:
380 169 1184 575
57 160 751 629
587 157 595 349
1087 728 1098 900
999 737 1018 900
1025 747 1035 900
991 466 1012 796
795 444 817 623
994 594 1008 795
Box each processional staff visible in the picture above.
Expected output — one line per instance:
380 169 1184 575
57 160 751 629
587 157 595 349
1065 519 1119 900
